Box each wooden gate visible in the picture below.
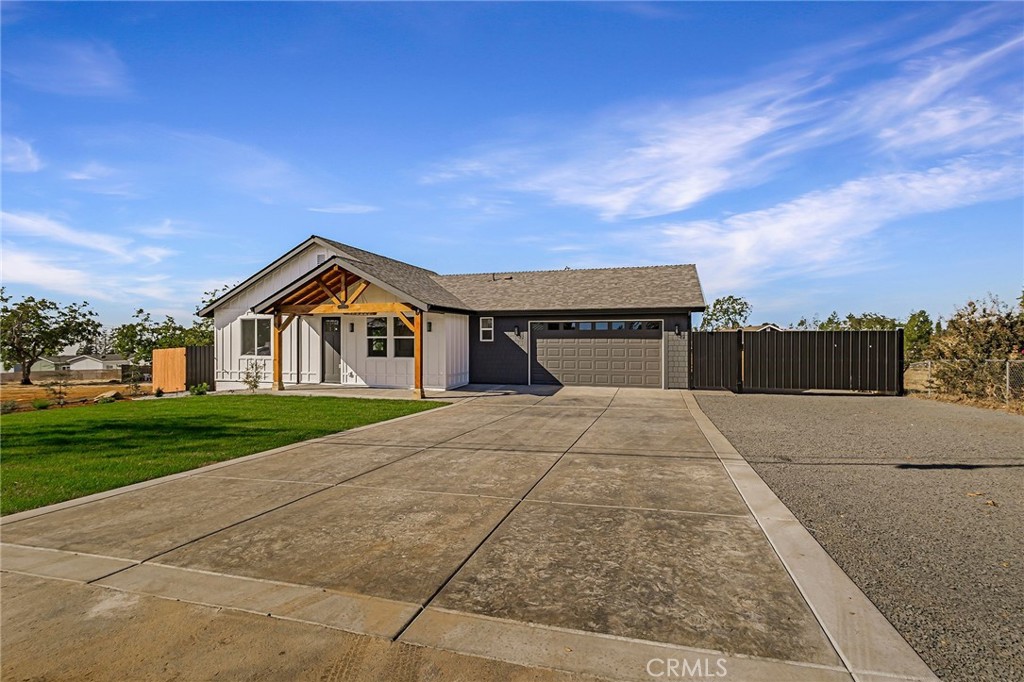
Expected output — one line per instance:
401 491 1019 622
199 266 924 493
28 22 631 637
691 330 904 396
152 346 215 393
690 330 742 391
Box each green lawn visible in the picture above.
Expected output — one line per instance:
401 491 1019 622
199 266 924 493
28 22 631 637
0 395 440 515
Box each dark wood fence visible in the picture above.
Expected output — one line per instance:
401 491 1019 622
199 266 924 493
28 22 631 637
185 346 215 391
691 330 904 396
691 331 742 391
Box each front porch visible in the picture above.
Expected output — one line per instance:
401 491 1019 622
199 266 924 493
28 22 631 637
215 383 562 403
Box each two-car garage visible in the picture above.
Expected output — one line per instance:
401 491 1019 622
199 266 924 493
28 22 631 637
529 320 663 388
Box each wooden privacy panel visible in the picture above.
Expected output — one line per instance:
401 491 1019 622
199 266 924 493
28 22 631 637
152 347 186 393
743 330 903 395
152 346 215 393
690 331 742 391
690 330 904 396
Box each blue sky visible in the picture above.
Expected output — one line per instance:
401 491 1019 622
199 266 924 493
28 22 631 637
2 2 1022 326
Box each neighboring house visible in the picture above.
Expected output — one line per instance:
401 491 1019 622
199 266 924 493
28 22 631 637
67 354 131 371
23 355 73 372
718 323 786 332
199 236 706 391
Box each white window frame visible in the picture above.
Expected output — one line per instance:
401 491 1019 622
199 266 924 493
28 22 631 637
240 316 273 357
480 316 494 342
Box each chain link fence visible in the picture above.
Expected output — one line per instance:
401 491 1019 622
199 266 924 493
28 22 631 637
905 359 1024 403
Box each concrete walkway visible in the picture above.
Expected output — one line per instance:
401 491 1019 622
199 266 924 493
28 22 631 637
1 387 936 681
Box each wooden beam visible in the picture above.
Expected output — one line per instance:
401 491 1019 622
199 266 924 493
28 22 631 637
277 302 415 316
395 313 415 334
413 310 425 399
279 313 297 333
346 280 370 306
315 279 344 308
272 313 284 391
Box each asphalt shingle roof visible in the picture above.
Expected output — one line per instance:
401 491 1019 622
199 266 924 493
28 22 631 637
434 264 705 312
318 237 471 310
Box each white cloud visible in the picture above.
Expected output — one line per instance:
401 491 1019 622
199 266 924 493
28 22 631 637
1 211 132 260
425 10 1022 222
65 162 115 181
134 219 199 239
640 157 1022 291
2 136 43 172
307 203 380 214
0 243 106 300
3 40 130 96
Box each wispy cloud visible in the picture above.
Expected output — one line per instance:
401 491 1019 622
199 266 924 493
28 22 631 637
133 219 200 239
0 243 106 300
2 135 43 172
1 211 177 264
425 7 1022 221
2 40 131 96
307 203 380 214
634 156 1022 291
65 161 115 181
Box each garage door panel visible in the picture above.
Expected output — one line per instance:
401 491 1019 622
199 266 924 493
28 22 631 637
532 327 662 388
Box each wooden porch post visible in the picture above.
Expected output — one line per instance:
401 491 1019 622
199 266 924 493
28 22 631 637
272 313 284 391
413 310 425 399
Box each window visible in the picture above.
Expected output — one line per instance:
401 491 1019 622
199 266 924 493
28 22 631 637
480 317 494 342
367 317 387 357
611 321 625 330
562 322 577 330
630 321 644 330
645 321 662 331
394 316 414 357
241 318 272 356
547 322 560 331
579 322 592 331
595 321 609 331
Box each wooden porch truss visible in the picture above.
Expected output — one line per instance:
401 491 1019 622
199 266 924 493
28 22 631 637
265 264 425 397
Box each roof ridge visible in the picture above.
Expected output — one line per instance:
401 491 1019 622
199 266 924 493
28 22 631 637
315 235 440 275
437 263 696 277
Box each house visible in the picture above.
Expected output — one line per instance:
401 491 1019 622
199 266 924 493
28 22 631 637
718 323 786 333
198 236 706 392
67 354 131 371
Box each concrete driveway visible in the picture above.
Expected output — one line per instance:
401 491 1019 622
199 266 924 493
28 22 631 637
1 387 935 681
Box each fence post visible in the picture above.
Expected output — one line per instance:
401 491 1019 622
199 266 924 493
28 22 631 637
927 360 932 395
1007 360 1011 404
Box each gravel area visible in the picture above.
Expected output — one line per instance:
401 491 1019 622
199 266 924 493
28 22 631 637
694 392 1024 682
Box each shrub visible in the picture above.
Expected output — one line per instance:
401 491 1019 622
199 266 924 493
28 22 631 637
1 400 18 414
31 399 51 410
154 387 164 397
95 396 117 404
242 359 263 393
189 382 209 396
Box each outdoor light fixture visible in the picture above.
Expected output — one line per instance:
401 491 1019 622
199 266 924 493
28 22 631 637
427 321 432 332
674 324 681 336
349 322 354 332
514 325 521 337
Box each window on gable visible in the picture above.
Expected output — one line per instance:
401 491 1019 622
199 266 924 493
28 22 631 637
480 317 494 342
241 318 272 356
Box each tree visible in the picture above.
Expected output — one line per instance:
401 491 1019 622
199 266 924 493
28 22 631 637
111 304 220 364
76 328 115 355
904 310 933 362
926 292 1024 399
699 296 752 331
843 312 899 330
0 289 101 384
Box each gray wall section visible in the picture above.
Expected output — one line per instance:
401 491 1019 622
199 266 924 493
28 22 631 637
664 331 690 389
468 312 692 387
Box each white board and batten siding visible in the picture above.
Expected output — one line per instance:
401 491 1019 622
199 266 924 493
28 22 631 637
212 245 469 390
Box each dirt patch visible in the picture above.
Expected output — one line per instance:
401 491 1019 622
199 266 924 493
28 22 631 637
0 382 153 409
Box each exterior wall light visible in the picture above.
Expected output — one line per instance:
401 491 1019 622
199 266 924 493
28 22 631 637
674 324 681 336
514 325 521 336
427 321 432 332
349 322 355 332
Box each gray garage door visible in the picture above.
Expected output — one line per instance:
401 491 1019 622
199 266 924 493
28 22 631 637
530 321 662 387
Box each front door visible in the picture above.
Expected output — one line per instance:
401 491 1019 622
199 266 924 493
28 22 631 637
322 317 341 383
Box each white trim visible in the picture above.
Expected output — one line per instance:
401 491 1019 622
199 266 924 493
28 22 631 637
526 318 666 389
479 316 494 342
